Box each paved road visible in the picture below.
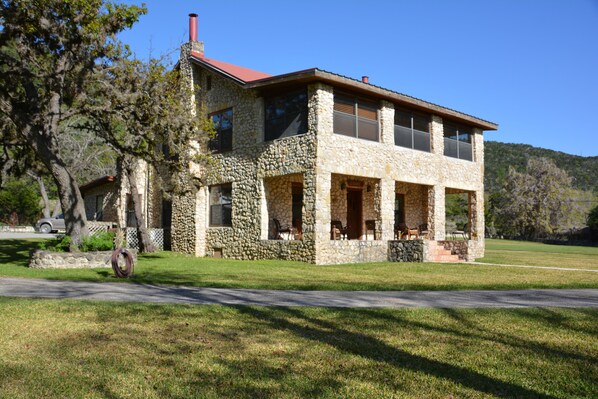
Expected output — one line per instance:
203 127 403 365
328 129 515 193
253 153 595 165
0 232 58 239
1 277 597 308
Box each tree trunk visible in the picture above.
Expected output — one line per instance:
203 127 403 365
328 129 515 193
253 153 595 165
125 158 155 253
29 171 51 218
27 128 88 249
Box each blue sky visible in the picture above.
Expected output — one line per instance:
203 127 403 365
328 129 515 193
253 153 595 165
119 0 598 156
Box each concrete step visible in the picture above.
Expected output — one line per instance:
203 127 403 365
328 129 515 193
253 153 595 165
428 255 461 263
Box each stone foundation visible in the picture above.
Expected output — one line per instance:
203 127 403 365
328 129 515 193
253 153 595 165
29 250 138 269
388 240 424 262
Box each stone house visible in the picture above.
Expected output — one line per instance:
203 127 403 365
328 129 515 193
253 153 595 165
170 14 498 264
80 161 169 231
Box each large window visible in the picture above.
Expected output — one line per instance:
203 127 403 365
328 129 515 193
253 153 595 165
394 109 431 152
265 89 308 141
209 184 232 226
333 93 379 141
209 109 233 153
444 123 473 161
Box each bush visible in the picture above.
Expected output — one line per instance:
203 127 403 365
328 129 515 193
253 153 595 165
38 235 71 252
38 231 115 252
80 231 115 252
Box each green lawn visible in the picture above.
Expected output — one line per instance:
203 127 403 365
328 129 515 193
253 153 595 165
0 298 595 399
1 238 597 290
480 239 598 270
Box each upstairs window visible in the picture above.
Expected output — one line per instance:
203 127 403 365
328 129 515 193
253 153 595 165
209 184 232 226
394 108 431 152
209 109 233 153
265 89 308 141
444 123 473 161
333 93 379 141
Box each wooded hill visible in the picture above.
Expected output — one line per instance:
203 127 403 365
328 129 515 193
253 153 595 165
484 141 598 193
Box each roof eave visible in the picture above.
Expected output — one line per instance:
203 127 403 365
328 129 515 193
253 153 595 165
246 69 498 131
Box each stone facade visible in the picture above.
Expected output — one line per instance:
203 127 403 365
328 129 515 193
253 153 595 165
168 37 494 265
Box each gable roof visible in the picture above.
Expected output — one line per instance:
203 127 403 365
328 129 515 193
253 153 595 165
189 52 498 131
191 51 271 83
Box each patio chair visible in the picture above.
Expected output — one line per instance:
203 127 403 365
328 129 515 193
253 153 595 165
365 220 377 240
273 218 293 240
331 220 348 240
395 223 408 240
418 223 430 239
406 226 419 240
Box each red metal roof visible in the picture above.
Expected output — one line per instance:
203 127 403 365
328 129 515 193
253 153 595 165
191 51 271 82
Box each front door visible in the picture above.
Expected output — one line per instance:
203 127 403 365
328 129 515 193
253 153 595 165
346 188 363 239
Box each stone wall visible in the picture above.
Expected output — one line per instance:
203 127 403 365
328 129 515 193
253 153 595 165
29 250 137 269
396 181 429 228
388 240 424 262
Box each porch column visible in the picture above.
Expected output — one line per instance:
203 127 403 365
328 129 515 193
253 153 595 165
468 190 485 257
171 186 207 256
379 178 395 241
427 184 445 240
313 171 332 264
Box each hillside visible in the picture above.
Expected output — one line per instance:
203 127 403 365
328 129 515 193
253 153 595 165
484 141 598 193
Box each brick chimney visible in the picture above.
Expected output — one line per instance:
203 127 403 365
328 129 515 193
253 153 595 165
188 13 204 57
362 76 369 84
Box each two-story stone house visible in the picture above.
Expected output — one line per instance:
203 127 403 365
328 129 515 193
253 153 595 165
170 14 497 265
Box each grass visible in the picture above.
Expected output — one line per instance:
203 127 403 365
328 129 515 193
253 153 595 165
480 239 598 270
0 298 595 398
1 238 598 290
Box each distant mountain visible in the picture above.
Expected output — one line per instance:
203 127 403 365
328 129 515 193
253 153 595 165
484 141 598 193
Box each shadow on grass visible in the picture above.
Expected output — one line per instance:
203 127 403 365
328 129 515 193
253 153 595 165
0 239 40 266
237 306 561 398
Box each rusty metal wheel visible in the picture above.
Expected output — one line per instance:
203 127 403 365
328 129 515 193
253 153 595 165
111 248 134 278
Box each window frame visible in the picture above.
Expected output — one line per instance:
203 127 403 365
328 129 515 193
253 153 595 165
209 183 232 227
443 122 474 161
209 108 233 153
333 92 380 142
264 88 308 141
394 108 431 152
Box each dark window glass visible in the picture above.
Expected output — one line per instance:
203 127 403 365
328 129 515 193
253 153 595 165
395 194 405 225
333 93 379 141
394 108 430 152
209 184 232 226
209 109 233 153
444 123 473 161
264 90 308 141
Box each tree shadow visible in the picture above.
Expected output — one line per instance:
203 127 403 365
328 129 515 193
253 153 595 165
237 306 562 398
0 239 41 266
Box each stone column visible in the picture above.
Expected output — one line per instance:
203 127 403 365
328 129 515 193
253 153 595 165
468 190 485 257
312 171 332 264
380 101 395 145
430 115 444 155
379 178 395 241
427 184 445 240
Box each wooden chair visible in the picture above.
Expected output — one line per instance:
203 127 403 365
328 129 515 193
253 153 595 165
406 226 419 240
273 218 293 240
331 220 347 240
395 223 408 240
418 223 430 239
365 220 377 240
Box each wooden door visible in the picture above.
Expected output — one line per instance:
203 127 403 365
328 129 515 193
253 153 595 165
346 188 363 239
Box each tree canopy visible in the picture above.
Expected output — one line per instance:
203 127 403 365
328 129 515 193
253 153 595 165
0 0 147 246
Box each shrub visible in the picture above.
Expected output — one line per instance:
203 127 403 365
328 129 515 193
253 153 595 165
38 231 115 252
79 231 115 252
38 235 71 252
